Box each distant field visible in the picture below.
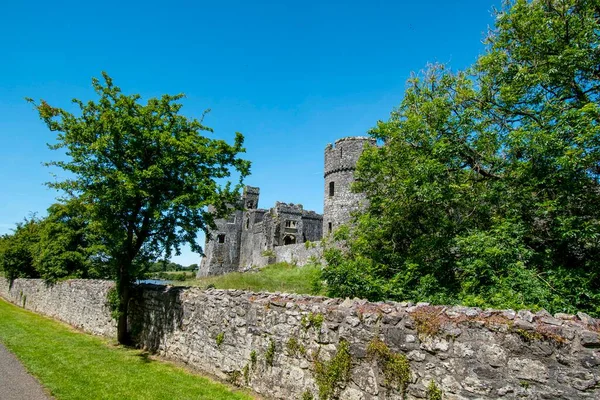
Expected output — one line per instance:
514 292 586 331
177 262 325 295
0 298 254 400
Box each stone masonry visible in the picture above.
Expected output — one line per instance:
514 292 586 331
199 136 376 277
1 278 599 400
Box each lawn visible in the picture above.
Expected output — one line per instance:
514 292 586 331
0 298 254 400
179 262 324 295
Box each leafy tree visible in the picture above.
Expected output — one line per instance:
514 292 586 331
33 202 110 282
323 0 600 316
0 218 41 281
28 73 250 343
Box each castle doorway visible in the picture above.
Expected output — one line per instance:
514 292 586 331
283 235 296 245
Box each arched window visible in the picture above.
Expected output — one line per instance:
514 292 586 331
329 181 335 197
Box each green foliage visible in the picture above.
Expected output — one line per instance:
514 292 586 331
0 203 110 283
249 350 257 368
313 339 353 400
426 380 443 400
301 312 324 331
106 286 122 320
261 250 276 258
0 298 252 400
286 337 306 357
34 202 110 282
28 73 250 343
0 218 41 281
216 332 225 348
242 363 250 385
301 390 314 400
265 338 276 366
367 338 411 393
321 0 600 317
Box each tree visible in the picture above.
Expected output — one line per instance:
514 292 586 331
28 73 250 343
0 217 41 281
33 202 110 282
323 0 600 316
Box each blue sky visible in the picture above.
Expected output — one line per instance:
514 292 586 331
0 0 501 265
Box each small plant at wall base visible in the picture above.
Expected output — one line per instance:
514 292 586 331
242 364 250 385
426 380 443 400
226 370 242 386
261 250 276 258
250 350 257 369
313 339 353 400
367 338 411 394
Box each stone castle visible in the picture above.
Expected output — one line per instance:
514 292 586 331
198 136 377 276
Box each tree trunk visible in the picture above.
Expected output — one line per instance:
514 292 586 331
116 266 131 345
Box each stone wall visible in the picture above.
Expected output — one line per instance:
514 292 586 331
0 279 115 337
271 242 323 266
1 279 599 400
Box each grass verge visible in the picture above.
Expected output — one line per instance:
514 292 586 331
179 262 324 295
0 298 254 400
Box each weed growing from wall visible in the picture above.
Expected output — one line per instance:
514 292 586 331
426 380 443 400
216 332 225 348
313 339 352 400
265 338 276 366
301 312 324 331
367 338 411 394
287 337 306 357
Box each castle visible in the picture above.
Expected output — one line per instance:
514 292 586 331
198 136 376 277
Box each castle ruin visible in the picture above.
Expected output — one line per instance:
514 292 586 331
198 136 376 277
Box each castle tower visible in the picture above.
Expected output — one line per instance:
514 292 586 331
323 136 376 235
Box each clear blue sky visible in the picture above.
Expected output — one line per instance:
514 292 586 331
0 0 501 265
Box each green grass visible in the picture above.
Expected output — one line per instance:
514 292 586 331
179 262 324 295
0 298 254 400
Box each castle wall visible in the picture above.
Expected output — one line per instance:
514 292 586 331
301 211 323 242
271 242 323 265
2 278 599 400
198 209 243 277
323 136 376 235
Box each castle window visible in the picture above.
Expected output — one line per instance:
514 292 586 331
329 182 335 197
246 218 250 229
285 220 297 228
328 222 332 234
217 234 225 244
246 200 254 209
283 235 296 245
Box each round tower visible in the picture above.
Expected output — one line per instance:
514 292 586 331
323 136 376 235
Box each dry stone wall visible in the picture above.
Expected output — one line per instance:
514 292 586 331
0 279 115 337
1 279 599 400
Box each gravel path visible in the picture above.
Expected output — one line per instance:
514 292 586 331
0 342 51 400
